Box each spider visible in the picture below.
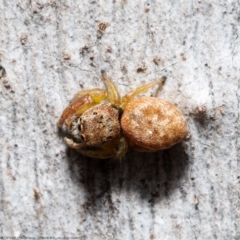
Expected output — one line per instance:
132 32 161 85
58 71 188 159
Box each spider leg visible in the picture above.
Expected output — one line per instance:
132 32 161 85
121 76 166 109
127 138 156 152
65 137 85 149
58 89 107 128
73 136 128 159
72 88 107 102
58 94 92 127
77 141 118 159
78 147 116 159
101 70 121 106
114 136 128 159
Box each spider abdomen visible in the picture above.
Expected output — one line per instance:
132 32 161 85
121 97 189 151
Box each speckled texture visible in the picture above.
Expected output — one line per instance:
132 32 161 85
0 0 239 239
121 97 188 151
76 103 120 145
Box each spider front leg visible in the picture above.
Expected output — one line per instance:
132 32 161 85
73 135 129 159
58 89 107 128
121 76 167 109
58 71 121 128
64 138 85 149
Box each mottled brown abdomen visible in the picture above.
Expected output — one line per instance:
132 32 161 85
121 97 189 151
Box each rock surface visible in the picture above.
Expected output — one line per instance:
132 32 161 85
0 1 239 239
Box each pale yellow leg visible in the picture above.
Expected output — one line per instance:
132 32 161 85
77 142 117 159
72 89 107 102
58 89 108 128
65 137 85 149
64 102 96 128
121 76 166 109
101 70 121 106
58 95 92 127
72 136 128 159
78 147 116 159
114 136 129 159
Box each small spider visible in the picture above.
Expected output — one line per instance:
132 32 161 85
58 71 188 159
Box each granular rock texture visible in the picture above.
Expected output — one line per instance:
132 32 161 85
0 0 239 239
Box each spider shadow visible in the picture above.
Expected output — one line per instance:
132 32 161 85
66 141 190 212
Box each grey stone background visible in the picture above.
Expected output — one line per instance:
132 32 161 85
0 0 239 239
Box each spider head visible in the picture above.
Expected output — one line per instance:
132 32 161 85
69 103 121 146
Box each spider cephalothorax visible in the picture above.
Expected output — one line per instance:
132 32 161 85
58 71 188 158
70 103 120 145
